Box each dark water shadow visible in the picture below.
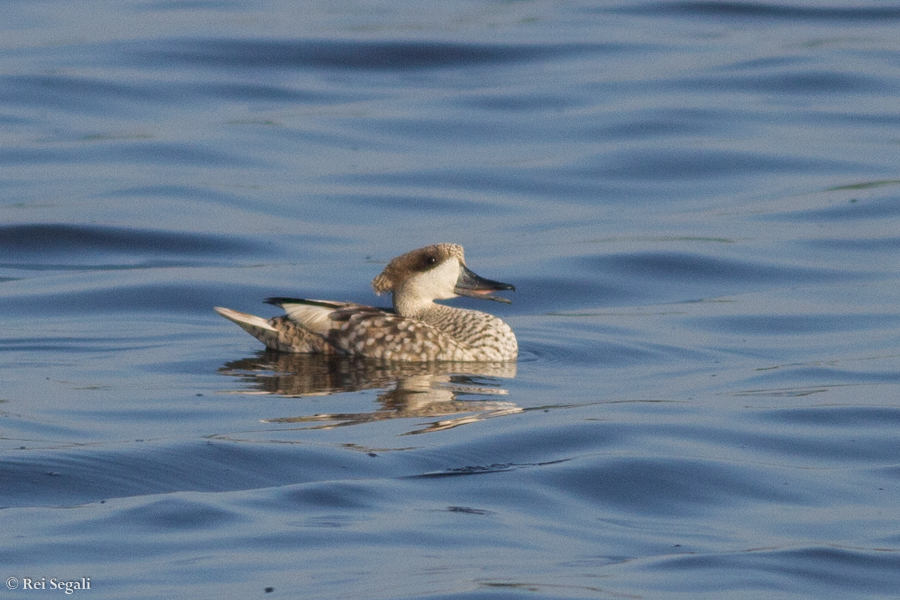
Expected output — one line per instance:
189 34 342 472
218 352 520 435
124 39 610 71
608 2 900 21
0 223 263 265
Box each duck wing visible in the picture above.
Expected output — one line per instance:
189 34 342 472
266 297 465 361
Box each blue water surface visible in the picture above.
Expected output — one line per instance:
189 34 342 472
2 1 900 598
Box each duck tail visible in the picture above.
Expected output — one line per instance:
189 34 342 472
214 306 279 339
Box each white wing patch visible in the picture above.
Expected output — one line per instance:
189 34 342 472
279 300 343 335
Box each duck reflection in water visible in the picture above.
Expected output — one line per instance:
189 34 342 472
218 351 520 435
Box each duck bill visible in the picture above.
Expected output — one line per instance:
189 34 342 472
454 264 515 304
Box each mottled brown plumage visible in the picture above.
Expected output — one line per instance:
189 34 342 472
215 244 517 362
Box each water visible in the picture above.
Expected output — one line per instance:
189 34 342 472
3 1 900 598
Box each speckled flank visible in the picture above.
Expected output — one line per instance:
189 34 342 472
216 244 518 362
267 316 340 354
325 307 516 362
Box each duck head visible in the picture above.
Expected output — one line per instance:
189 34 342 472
372 244 514 315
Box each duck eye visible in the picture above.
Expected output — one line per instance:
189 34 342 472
425 256 437 266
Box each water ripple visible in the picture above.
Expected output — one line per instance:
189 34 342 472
125 39 609 71
584 251 854 285
2 224 256 255
615 2 900 21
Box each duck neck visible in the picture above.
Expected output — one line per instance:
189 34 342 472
393 294 449 321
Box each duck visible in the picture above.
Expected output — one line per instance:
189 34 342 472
214 243 518 362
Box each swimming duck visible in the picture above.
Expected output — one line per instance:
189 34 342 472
214 243 518 362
